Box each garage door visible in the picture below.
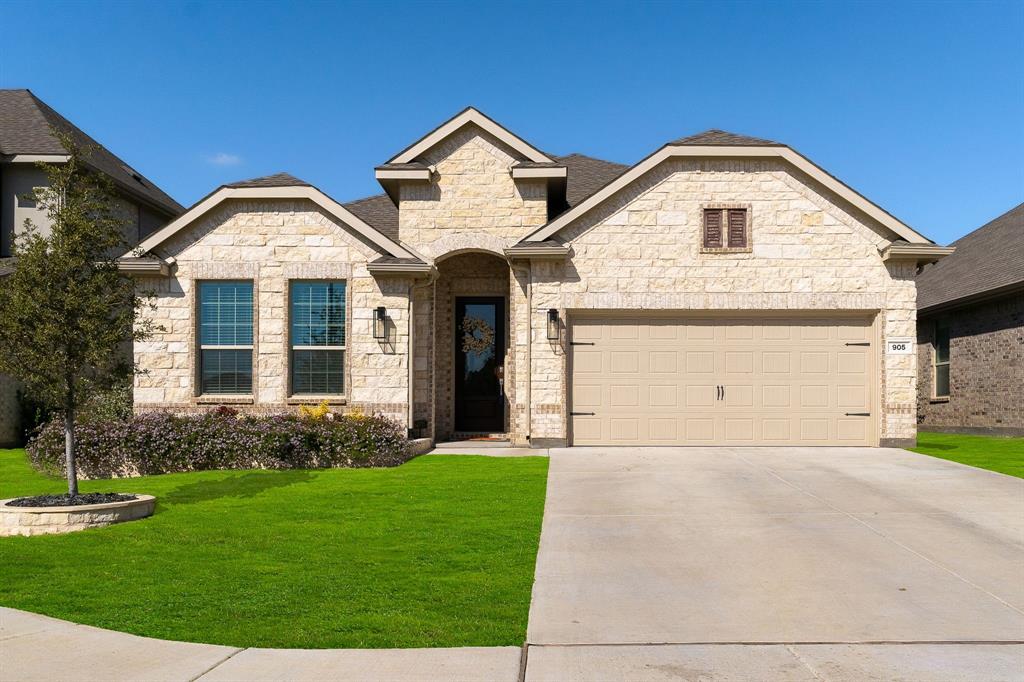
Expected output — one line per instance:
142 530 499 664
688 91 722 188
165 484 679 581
569 316 875 446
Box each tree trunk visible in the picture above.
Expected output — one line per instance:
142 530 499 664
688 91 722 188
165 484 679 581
64 394 78 497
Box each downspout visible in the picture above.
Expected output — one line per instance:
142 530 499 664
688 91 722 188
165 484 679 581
508 259 532 444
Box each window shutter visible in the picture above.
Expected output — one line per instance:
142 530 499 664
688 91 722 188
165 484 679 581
727 209 747 248
703 209 722 248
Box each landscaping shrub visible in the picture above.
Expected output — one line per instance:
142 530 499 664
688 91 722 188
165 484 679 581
27 411 410 478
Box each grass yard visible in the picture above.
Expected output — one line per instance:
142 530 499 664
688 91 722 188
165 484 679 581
912 432 1024 478
0 449 548 649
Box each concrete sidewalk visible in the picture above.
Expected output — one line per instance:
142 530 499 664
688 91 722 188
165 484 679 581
5 607 1023 681
0 608 521 682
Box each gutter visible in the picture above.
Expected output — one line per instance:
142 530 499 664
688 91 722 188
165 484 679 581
116 256 171 276
367 261 433 277
879 243 955 264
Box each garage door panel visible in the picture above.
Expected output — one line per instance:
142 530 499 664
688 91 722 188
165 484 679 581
569 316 874 446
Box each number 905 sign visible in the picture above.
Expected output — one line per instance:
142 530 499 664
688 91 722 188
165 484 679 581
887 338 914 354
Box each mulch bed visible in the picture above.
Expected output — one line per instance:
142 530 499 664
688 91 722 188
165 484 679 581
6 493 138 508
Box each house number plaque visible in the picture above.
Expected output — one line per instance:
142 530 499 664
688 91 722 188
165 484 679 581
886 338 914 354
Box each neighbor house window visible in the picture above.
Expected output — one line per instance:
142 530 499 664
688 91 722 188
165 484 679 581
703 207 749 250
290 281 346 395
934 319 950 398
199 281 254 394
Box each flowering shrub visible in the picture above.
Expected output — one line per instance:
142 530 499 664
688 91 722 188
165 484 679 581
27 411 410 479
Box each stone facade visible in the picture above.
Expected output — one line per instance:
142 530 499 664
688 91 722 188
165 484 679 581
134 126 925 448
135 199 411 425
917 294 1024 435
525 159 918 446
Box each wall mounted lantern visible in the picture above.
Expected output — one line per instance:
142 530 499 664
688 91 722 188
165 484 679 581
547 309 559 341
373 306 387 340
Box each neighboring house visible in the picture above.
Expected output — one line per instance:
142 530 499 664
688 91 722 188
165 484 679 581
916 203 1024 436
0 89 184 446
124 107 951 448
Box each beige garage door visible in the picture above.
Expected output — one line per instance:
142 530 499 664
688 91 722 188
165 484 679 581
569 316 875 446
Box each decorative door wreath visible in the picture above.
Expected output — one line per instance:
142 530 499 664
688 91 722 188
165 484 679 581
461 316 495 354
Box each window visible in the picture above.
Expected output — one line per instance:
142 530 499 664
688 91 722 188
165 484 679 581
703 207 749 250
934 319 950 398
199 281 253 394
290 282 346 395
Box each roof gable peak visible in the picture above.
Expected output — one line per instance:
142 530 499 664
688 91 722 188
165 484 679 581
387 106 553 164
672 129 783 147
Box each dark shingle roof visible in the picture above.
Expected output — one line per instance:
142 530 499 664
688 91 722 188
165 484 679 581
344 194 399 242
671 129 783 147
0 89 184 217
224 172 311 189
916 202 1024 312
555 153 629 207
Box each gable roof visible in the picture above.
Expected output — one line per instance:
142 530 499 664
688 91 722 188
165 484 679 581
131 173 416 261
556 153 630 207
523 130 932 245
387 107 554 165
672 129 783 147
224 172 311 189
916 202 1024 312
343 194 399 242
0 89 184 217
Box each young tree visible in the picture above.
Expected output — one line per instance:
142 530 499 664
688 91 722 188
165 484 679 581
0 131 157 496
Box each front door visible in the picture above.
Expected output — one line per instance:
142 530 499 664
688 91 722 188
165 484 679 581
454 297 505 433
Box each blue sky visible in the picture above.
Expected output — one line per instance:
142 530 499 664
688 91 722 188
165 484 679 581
1 0 1021 245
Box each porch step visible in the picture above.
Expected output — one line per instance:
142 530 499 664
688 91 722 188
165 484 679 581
449 433 511 445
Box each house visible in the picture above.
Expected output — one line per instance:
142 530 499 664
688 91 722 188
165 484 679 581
0 89 184 446
124 107 952 448
915 203 1024 436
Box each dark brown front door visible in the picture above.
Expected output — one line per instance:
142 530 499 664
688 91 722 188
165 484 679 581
454 297 505 433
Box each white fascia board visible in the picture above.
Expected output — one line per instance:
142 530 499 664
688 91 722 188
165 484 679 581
2 154 71 163
390 108 553 164
374 168 431 181
511 166 567 180
130 186 414 259
880 243 955 263
525 145 932 245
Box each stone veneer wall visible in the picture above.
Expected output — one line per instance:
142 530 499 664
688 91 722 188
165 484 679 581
917 294 1024 435
398 125 547 444
524 158 918 447
398 124 548 259
134 199 412 426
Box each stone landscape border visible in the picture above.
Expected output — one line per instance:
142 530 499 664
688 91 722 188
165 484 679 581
0 495 156 537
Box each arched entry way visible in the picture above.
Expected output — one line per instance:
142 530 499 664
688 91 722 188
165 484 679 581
411 251 515 441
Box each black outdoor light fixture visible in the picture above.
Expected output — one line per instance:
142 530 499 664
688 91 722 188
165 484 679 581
373 306 387 340
547 308 559 341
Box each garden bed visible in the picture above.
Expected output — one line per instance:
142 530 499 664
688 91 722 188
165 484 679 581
1 494 155 537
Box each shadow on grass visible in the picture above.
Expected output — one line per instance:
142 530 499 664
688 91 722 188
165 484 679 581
161 470 316 506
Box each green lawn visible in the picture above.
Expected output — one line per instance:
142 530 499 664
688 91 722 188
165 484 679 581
0 449 548 649
912 432 1024 478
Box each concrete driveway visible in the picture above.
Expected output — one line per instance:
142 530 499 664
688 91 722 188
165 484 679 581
526 446 1024 679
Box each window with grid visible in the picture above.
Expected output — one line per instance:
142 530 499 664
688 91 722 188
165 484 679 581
934 319 950 398
199 281 254 394
290 282 346 395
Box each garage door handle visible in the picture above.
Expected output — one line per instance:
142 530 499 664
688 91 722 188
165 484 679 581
844 342 870 346
570 411 595 416
570 341 595 346
844 412 870 416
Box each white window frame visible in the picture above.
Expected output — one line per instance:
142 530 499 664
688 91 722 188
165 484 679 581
933 319 950 399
